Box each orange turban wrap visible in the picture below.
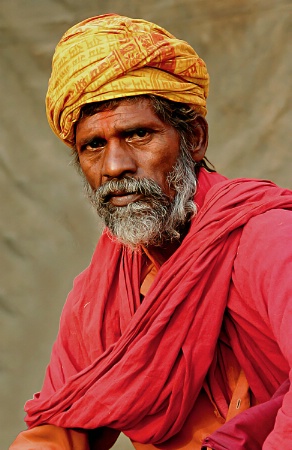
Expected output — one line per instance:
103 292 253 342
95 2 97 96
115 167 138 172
46 14 209 147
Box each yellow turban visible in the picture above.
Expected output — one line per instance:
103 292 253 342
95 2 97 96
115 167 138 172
46 14 209 147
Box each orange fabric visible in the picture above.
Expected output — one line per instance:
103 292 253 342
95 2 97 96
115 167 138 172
140 263 158 298
226 370 250 422
140 246 165 297
46 14 209 147
9 425 120 450
9 425 90 450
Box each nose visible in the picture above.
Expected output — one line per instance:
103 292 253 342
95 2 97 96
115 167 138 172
101 138 137 181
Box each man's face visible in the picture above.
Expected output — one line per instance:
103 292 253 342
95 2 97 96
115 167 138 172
75 98 181 201
75 98 198 248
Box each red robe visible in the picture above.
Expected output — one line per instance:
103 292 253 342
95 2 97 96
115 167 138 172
23 170 292 448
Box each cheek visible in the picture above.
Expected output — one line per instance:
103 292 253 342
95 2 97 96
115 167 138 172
160 143 180 173
151 158 179 197
79 158 102 188
160 143 180 195
154 134 180 169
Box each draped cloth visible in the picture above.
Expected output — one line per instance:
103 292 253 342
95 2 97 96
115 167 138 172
46 14 209 147
24 173 292 445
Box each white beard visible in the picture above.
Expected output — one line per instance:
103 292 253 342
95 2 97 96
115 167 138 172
84 150 198 249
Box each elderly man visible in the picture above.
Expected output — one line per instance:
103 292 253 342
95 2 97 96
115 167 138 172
11 14 292 450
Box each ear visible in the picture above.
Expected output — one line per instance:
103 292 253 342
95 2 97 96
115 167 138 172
189 115 208 162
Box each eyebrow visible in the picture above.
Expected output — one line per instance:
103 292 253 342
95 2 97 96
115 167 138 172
77 120 161 147
115 119 161 133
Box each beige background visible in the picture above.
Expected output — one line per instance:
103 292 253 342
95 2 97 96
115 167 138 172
1 0 291 448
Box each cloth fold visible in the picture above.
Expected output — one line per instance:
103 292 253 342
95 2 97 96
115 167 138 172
24 172 292 445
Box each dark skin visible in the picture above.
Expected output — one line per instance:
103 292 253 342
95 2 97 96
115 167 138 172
75 97 208 258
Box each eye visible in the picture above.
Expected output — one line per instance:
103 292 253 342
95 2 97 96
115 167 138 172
82 137 106 152
134 129 148 138
126 128 151 142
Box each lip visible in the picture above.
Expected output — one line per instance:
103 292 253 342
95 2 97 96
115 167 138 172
108 192 144 207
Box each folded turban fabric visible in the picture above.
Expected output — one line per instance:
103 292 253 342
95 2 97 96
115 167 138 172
46 14 210 147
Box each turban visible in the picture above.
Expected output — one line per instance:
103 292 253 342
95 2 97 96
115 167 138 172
46 14 209 147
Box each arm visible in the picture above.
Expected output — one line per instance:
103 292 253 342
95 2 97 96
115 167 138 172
202 208 292 450
256 212 292 448
236 209 292 449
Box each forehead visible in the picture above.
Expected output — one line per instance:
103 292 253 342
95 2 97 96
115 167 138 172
76 97 168 135
100 98 154 119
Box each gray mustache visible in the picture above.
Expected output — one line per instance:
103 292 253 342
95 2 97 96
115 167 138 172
96 177 166 203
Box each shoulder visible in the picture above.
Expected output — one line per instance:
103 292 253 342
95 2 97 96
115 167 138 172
237 208 292 259
232 208 292 320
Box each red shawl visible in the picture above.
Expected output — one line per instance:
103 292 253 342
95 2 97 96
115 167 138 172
24 171 292 445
